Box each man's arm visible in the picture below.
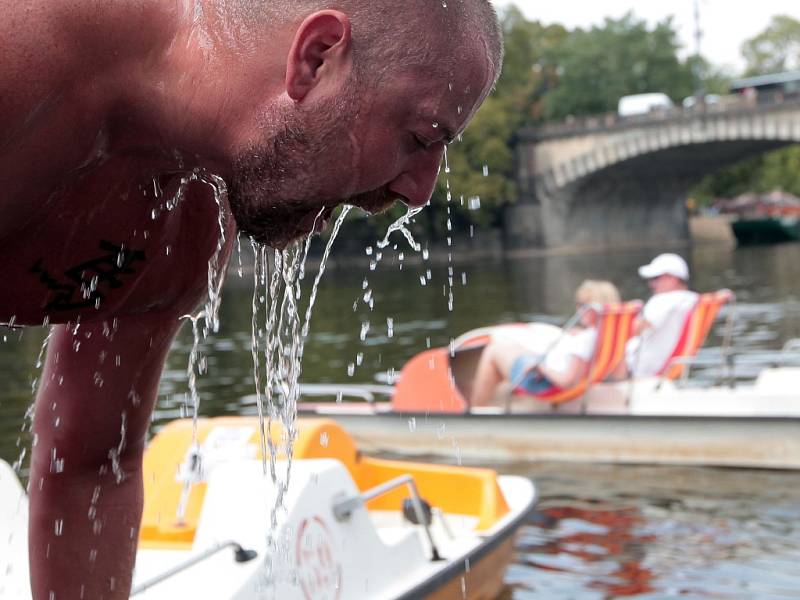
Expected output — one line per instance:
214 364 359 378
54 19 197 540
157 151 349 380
28 310 183 600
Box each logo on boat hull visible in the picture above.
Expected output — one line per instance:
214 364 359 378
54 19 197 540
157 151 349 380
296 516 342 600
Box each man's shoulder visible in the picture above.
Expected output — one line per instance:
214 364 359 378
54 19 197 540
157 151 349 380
647 289 698 308
642 289 697 325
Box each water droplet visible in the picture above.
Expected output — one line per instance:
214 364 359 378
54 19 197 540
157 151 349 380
482 164 489 177
468 196 481 210
408 417 417 432
54 519 63 536
347 363 355 377
319 432 329 448
386 318 394 338
432 122 439 128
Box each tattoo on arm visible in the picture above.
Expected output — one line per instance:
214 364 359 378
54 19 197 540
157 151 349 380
31 241 146 311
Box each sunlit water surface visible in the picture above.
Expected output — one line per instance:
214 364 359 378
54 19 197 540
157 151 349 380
2 240 800 598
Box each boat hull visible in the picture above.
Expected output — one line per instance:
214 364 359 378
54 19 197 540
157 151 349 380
411 536 515 600
298 407 800 469
731 216 800 245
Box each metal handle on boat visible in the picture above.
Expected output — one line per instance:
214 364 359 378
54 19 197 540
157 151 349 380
298 383 395 404
332 475 443 561
130 541 258 596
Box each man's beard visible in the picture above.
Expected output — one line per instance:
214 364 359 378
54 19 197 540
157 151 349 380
227 90 396 248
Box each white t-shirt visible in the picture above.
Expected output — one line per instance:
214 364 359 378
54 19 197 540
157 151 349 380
626 290 699 377
542 328 597 375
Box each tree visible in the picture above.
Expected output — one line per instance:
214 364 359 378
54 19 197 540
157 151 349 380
542 13 694 120
691 16 800 204
741 15 800 76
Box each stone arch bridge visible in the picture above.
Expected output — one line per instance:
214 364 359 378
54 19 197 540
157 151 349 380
507 100 800 249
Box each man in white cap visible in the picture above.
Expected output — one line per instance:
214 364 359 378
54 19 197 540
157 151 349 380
625 253 699 377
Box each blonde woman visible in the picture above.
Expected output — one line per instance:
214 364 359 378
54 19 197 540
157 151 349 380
470 280 621 407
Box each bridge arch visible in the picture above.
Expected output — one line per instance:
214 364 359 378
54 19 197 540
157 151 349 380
508 101 800 249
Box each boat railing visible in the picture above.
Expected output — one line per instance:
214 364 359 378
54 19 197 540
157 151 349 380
332 474 443 561
783 338 800 353
660 346 800 388
297 383 396 404
130 541 258 596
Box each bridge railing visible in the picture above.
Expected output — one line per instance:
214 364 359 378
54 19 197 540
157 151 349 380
519 93 800 141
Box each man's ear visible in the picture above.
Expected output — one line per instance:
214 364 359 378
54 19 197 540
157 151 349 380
285 10 352 102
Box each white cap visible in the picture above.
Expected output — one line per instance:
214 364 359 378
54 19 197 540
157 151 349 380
638 253 689 281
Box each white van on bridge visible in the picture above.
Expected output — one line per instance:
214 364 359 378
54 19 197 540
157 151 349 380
617 92 674 117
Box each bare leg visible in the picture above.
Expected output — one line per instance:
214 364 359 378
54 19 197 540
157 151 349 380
470 339 528 407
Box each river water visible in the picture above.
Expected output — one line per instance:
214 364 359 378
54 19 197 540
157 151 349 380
2 239 800 598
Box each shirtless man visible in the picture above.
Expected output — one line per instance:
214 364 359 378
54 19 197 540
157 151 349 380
0 1 502 597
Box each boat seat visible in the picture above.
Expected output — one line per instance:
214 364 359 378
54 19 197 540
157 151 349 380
139 417 359 549
657 289 734 380
391 302 643 410
511 300 643 404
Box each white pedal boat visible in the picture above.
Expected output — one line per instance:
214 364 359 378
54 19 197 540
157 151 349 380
0 417 536 599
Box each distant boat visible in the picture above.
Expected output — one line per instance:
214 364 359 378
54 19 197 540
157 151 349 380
731 216 800 245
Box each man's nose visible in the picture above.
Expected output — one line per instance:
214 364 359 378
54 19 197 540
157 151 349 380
387 145 445 208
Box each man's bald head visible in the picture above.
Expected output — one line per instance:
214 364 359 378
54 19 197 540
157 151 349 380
246 0 503 87
216 0 502 247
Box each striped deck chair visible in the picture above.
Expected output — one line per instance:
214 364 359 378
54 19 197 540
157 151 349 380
658 289 734 380
511 300 643 404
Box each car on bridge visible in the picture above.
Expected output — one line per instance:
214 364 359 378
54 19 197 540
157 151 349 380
617 93 675 117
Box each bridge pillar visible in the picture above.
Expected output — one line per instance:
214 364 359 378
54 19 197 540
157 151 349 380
504 172 692 250
510 99 800 251
502 203 544 247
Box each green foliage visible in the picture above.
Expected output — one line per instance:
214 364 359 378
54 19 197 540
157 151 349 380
692 17 800 204
542 13 694 119
741 15 800 76
685 55 734 95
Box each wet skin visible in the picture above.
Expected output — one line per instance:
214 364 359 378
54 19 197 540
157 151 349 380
0 5 237 591
0 2 495 598
0 155 235 598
